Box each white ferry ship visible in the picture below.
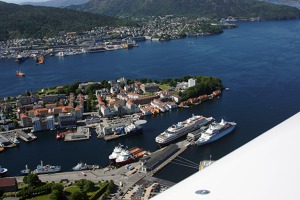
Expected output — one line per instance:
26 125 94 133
195 119 236 146
155 115 214 147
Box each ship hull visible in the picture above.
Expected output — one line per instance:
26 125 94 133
157 133 188 147
116 158 135 167
196 124 236 146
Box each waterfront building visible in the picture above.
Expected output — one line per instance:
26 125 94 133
46 115 55 130
79 82 101 90
117 77 127 85
32 115 55 132
140 83 160 93
41 95 58 104
172 94 182 103
58 113 76 128
20 113 32 127
131 95 160 105
188 78 196 88
17 95 39 106
74 106 83 120
85 114 100 125
0 119 14 131
100 105 114 117
127 92 140 99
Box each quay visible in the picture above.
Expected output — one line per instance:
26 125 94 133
96 116 136 137
13 139 190 199
15 130 35 142
64 126 90 142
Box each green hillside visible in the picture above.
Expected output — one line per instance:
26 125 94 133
0 1 129 40
73 0 300 20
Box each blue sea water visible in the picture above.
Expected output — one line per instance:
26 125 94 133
0 20 300 182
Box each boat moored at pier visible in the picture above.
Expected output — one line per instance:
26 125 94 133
72 162 88 171
155 115 214 147
109 144 123 162
33 161 61 174
195 119 236 146
20 165 31 175
109 145 148 167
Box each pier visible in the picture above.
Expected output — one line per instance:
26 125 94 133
64 126 90 142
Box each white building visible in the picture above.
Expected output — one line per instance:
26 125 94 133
46 115 55 130
188 78 196 88
100 105 114 117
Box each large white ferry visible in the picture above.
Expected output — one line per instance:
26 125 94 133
195 119 236 146
155 115 214 146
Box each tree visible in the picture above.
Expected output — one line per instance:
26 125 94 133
83 180 95 192
51 183 63 192
68 82 80 94
49 189 63 200
70 190 88 200
26 174 40 186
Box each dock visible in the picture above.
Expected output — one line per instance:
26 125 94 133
140 140 190 176
64 126 90 142
15 130 35 142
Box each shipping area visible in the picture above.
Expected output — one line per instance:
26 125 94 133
13 140 190 200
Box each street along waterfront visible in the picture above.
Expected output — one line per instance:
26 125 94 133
1 20 300 182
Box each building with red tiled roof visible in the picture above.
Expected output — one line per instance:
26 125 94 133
20 113 32 127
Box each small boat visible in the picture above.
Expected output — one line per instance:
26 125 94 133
12 137 20 145
0 147 5 152
56 134 61 140
16 70 25 77
0 166 8 177
16 54 26 63
20 165 31 175
72 162 88 171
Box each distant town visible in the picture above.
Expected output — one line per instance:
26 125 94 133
0 16 238 60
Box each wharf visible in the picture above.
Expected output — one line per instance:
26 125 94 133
15 130 34 142
97 116 135 137
13 139 189 199
146 140 190 176
64 127 90 142
0 134 16 148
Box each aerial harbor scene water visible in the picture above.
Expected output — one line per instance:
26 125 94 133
1 6 300 199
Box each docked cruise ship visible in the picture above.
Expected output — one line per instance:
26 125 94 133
155 115 214 147
195 119 236 146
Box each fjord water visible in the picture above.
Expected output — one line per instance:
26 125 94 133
1 20 300 182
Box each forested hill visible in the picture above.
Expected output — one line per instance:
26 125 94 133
72 0 300 20
0 1 129 40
